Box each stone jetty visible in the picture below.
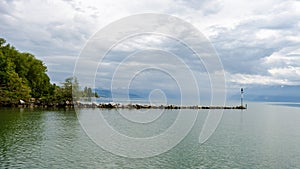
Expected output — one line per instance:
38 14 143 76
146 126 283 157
15 100 246 109
74 102 247 109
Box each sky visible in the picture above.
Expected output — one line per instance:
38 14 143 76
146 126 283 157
1 0 300 102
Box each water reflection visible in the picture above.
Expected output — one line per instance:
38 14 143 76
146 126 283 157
0 108 45 168
0 103 300 168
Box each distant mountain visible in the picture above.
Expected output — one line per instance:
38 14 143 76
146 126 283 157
94 88 111 98
94 88 144 99
229 85 300 102
94 88 180 100
96 85 300 103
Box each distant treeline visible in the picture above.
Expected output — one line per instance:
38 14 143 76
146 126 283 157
0 38 97 107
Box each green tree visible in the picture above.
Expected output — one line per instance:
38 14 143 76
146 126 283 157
0 51 31 105
0 38 53 98
82 86 99 101
57 77 80 102
0 37 53 105
0 37 100 106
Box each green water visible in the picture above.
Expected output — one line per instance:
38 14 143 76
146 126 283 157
0 103 300 168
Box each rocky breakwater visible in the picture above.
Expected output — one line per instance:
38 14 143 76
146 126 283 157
74 102 247 109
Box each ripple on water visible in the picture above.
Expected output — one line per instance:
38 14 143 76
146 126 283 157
1 105 300 168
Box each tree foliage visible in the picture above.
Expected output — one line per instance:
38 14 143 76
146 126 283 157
0 39 32 105
0 38 55 105
82 86 99 101
0 38 99 106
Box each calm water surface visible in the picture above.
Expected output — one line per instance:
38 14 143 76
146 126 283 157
0 102 300 168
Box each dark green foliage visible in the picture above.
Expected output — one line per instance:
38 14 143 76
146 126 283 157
82 86 99 101
59 77 77 102
0 38 32 105
0 38 99 106
0 38 55 105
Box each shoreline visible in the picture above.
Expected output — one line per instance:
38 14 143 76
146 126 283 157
5 102 247 109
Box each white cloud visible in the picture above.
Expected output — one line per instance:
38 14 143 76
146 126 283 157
228 73 295 86
113 34 166 52
1 0 300 92
255 29 280 40
263 48 300 66
268 67 300 78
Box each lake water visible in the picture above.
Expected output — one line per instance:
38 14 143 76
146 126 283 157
0 102 300 168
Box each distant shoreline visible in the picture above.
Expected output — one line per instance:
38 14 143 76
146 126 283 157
271 103 300 108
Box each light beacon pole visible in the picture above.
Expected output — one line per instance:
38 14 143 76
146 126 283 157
241 88 244 107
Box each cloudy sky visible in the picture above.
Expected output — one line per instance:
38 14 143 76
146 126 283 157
1 0 300 101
